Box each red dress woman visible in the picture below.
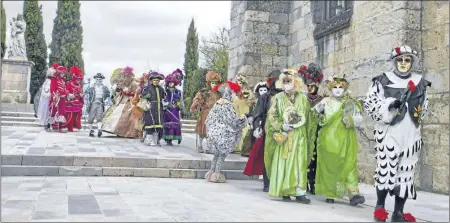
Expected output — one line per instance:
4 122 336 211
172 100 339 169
63 66 84 132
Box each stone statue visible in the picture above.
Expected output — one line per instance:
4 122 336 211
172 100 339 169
4 14 27 60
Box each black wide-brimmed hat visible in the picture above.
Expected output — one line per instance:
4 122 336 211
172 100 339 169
93 73 105 79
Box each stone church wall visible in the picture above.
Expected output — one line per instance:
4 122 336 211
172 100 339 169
228 0 449 194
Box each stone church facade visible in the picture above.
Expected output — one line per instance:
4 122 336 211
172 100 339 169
228 1 449 194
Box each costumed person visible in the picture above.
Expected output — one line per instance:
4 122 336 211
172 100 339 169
34 66 54 131
130 73 148 141
84 73 111 137
163 73 183 146
204 81 247 183
244 70 283 192
82 78 91 119
63 66 84 132
312 73 366 206
363 46 431 222
264 69 311 204
141 71 165 146
102 67 140 138
297 63 326 195
232 73 257 156
190 70 223 153
242 80 272 190
49 64 69 133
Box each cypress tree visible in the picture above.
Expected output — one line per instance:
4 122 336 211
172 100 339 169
23 0 48 102
182 18 200 118
1 2 6 58
49 0 84 81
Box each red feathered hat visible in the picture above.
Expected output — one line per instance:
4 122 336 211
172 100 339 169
70 66 83 80
213 81 241 94
57 65 68 74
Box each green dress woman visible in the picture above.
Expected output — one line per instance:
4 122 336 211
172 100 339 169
264 70 311 204
313 74 366 206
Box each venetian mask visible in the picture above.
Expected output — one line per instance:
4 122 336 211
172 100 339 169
307 84 319 95
396 55 413 74
282 78 294 91
331 84 345 98
95 78 102 86
210 81 218 89
258 87 268 96
242 89 251 98
152 79 160 86
168 82 175 88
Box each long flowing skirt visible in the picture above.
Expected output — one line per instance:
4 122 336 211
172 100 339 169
36 96 50 126
102 98 139 138
243 134 265 176
163 107 182 142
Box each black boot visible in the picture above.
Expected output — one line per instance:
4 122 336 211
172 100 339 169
374 189 389 222
262 167 270 192
97 130 102 137
391 195 415 222
282 196 291 201
167 140 173 146
89 130 95 137
309 180 316 195
295 195 311 204
325 198 334 203
349 194 366 206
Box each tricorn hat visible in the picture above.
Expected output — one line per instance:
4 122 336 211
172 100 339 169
93 73 105 79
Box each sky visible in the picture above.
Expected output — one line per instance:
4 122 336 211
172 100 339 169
3 1 231 85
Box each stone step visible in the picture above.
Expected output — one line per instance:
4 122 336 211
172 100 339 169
1 154 247 170
0 121 196 133
1 165 257 180
1 111 198 125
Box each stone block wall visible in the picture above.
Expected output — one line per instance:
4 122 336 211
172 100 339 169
228 0 449 194
419 0 449 193
1 59 33 104
228 1 291 85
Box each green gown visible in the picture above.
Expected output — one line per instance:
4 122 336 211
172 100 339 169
315 95 362 199
264 92 310 197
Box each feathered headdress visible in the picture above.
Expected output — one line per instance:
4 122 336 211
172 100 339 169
135 73 148 84
165 74 180 86
298 63 324 85
57 65 68 74
205 70 222 83
47 63 59 77
266 70 281 87
70 66 83 80
326 73 349 90
120 66 134 77
171 68 184 82
213 81 241 94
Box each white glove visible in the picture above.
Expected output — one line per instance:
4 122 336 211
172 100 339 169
163 101 169 106
314 103 325 114
247 116 254 126
112 84 117 90
253 128 262 138
282 124 293 132
238 117 246 126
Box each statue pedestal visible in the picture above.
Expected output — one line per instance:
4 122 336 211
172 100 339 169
1 58 34 104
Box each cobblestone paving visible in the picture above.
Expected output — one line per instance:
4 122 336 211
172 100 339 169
0 126 247 161
1 177 448 222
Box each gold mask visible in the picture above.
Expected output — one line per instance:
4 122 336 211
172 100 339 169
396 55 412 73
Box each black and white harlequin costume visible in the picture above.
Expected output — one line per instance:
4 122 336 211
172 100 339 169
363 45 431 222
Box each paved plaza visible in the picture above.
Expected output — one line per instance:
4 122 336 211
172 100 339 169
1 177 449 222
0 126 449 222
0 126 243 160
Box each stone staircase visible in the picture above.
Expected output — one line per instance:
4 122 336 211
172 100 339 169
1 111 197 133
1 154 256 180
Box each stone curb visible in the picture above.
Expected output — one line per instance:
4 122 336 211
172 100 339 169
1 154 247 170
1 165 258 180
